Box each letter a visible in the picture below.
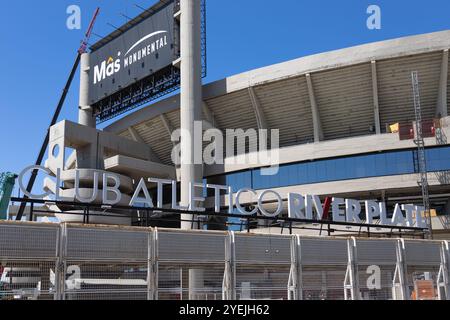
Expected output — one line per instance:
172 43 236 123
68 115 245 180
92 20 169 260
366 5 381 30
66 5 81 30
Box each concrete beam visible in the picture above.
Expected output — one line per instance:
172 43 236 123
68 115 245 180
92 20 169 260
305 74 324 142
127 126 162 163
159 114 176 145
104 155 176 180
104 95 180 134
202 101 218 127
371 61 382 134
248 86 268 130
437 49 449 118
49 120 154 165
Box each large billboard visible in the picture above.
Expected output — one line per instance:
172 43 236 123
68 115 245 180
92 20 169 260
89 1 176 106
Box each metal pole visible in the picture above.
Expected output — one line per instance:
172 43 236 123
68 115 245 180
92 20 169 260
55 224 67 300
437 241 450 300
393 239 409 300
344 237 360 300
223 231 236 300
288 235 303 300
148 228 158 300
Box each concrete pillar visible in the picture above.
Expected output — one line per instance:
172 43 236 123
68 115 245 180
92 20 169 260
180 0 203 229
371 61 382 134
437 49 449 118
305 74 324 142
77 53 99 169
180 0 205 298
78 53 95 128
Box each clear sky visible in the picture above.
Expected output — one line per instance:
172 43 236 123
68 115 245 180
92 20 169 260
1 0 450 195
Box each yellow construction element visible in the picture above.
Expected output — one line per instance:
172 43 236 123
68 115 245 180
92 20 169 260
412 209 437 219
390 123 400 133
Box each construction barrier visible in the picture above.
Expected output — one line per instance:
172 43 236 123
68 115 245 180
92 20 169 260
0 221 448 300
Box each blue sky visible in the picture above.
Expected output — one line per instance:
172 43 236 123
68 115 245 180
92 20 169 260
1 0 450 195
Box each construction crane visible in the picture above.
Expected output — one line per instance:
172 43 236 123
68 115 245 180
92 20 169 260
15 8 100 221
0 173 18 220
411 71 433 239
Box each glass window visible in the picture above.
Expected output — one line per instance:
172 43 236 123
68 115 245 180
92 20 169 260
286 164 298 186
334 158 347 180
373 153 385 176
213 146 450 191
316 161 327 182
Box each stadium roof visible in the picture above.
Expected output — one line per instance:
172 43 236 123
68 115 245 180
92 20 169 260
105 30 450 166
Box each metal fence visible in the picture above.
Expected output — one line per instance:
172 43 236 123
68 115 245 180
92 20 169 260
0 221 448 300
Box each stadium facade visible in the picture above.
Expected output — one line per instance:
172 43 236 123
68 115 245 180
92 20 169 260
4 0 450 301
12 29 450 237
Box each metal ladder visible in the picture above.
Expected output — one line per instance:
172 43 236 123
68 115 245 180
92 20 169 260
411 71 432 237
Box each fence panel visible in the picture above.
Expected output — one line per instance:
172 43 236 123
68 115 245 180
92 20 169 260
404 240 442 300
235 234 291 300
300 237 348 300
0 221 448 301
157 230 227 300
0 222 59 300
356 239 398 300
63 224 149 300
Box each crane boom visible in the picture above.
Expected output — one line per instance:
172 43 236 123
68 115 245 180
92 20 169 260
15 8 100 221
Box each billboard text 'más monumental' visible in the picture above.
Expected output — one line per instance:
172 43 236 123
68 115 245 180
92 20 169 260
89 2 175 105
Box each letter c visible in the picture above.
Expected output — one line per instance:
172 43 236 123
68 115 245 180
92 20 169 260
18 165 52 199
236 188 258 215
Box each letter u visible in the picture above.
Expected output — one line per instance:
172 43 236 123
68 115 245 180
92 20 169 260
75 170 99 203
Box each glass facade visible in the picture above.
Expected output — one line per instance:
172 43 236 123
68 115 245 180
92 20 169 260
210 146 450 191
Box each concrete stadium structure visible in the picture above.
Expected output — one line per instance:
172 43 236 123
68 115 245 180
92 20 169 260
34 30 450 236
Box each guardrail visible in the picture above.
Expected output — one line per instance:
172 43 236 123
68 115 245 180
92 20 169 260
9 197 428 238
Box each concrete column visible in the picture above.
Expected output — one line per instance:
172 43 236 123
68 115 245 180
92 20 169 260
305 74 324 142
180 0 203 229
180 0 205 298
77 53 99 169
371 61 382 134
78 53 95 128
437 49 449 118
